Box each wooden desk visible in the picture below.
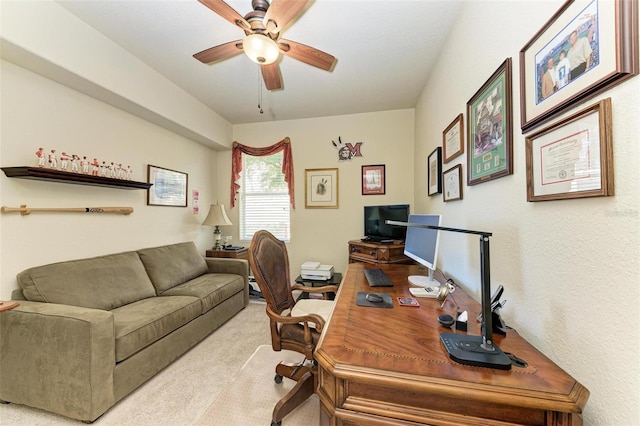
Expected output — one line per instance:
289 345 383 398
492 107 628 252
315 263 589 425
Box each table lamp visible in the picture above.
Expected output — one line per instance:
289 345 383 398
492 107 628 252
202 203 232 249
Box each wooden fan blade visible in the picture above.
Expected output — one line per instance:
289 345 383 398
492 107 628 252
261 63 282 90
263 0 312 34
198 0 250 31
193 40 243 64
278 39 336 71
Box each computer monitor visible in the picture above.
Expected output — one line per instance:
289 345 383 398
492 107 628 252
403 214 442 287
364 204 410 242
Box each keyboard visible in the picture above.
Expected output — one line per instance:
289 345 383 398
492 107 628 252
363 268 394 287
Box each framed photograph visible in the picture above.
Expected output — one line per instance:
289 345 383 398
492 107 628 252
427 147 442 196
147 164 188 207
443 113 464 163
525 97 613 202
519 0 638 132
361 164 386 195
305 168 339 208
467 58 514 186
443 164 463 202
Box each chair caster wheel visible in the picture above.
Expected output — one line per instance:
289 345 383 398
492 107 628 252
271 421 281 426
274 374 283 384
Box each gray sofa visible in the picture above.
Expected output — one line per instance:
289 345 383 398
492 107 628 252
0 241 249 422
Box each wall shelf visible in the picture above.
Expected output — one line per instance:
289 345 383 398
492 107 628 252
1 166 152 190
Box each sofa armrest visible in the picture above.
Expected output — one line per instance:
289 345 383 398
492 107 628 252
204 257 248 276
0 301 116 422
204 258 250 304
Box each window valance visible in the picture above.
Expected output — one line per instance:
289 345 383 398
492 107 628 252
230 137 295 209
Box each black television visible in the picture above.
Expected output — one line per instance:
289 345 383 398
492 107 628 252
363 204 410 242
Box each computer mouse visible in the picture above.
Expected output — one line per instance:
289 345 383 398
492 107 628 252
366 293 384 303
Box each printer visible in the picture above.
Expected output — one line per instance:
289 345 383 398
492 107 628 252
301 261 334 280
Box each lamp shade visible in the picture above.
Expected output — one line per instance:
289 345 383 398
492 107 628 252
202 204 232 227
243 33 280 65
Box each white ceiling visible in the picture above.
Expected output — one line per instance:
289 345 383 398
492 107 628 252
57 0 464 125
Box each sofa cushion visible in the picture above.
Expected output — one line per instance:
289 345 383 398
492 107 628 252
17 252 156 310
137 242 208 294
160 273 245 314
112 295 201 362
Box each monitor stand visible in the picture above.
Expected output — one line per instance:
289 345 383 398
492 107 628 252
408 267 439 288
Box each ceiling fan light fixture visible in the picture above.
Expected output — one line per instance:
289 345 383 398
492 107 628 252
243 33 279 64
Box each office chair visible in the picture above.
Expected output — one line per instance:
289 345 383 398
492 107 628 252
248 230 337 426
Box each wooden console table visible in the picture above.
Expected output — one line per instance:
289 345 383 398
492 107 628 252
348 240 412 265
315 263 589 425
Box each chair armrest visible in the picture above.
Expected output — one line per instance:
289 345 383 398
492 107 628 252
0 301 115 422
266 305 326 334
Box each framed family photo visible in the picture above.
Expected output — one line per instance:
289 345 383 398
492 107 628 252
427 147 442 196
467 58 513 186
361 164 386 195
443 113 464 163
305 168 339 208
519 0 638 132
147 164 188 207
525 98 613 202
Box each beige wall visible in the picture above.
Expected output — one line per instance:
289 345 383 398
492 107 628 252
414 1 639 424
0 60 219 299
225 110 415 277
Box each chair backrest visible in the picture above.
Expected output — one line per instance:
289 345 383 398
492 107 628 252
248 230 296 315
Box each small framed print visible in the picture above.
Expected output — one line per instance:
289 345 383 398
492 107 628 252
305 168 339 208
443 164 463 202
147 164 188 207
361 164 386 195
443 113 464 163
427 147 442 196
525 97 613 202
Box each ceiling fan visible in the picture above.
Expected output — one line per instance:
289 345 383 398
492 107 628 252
193 0 337 90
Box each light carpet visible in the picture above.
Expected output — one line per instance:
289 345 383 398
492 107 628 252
196 345 319 425
0 300 320 425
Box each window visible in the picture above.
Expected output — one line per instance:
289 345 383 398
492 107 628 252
240 152 290 241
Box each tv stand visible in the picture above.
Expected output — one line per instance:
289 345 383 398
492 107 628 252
348 240 413 265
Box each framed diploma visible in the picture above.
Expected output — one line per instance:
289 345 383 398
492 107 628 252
525 97 613 202
443 113 464 163
443 164 463 202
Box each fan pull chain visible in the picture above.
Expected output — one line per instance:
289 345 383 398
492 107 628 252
257 68 264 114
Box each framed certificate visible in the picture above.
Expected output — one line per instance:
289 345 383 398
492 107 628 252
525 98 613 201
443 113 464 163
443 164 463 202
